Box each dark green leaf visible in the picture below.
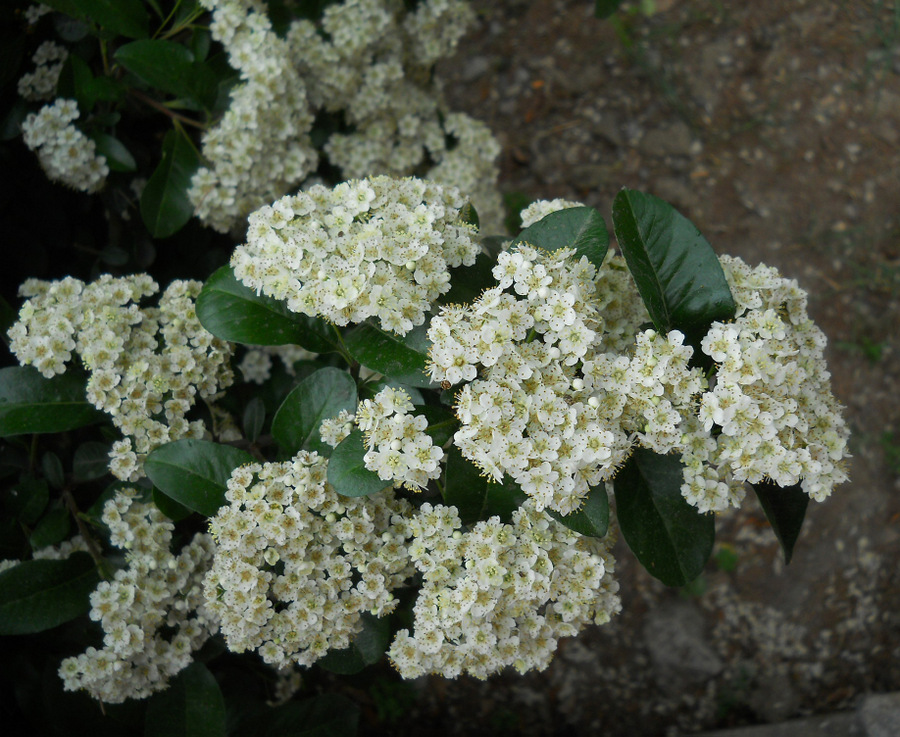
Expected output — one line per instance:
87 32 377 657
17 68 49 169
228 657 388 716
42 0 150 38
0 552 99 635
614 448 715 587
90 133 136 172
73 441 111 482
611 189 736 345
144 439 255 517
56 53 95 112
439 251 496 306
510 206 609 271
442 446 526 525
42 451 65 489
326 430 388 498
595 0 625 18
5 476 49 525
141 128 200 238
153 487 192 522
243 397 266 444
319 613 389 675
145 662 225 737
0 366 103 437
271 367 357 457
29 506 70 550
751 479 809 564
197 265 337 351
115 40 217 109
343 323 435 388
190 27 211 62
547 483 609 538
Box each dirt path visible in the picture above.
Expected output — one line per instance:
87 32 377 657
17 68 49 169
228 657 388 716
386 2 900 734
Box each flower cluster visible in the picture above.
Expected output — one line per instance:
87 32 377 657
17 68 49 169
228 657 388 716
21 98 108 193
17 41 67 101
8 275 234 480
429 243 621 514
388 502 621 679
204 452 415 669
188 0 318 233
59 489 217 703
231 176 479 335
356 387 444 490
679 256 850 512
238 344 317 385
24 3 52 25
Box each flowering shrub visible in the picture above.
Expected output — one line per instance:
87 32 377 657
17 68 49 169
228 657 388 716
0 2 850 735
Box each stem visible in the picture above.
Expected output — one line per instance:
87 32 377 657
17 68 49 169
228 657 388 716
129 89 206 129
62 489 112 580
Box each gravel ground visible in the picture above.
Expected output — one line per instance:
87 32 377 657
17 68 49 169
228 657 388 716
367 2 900 735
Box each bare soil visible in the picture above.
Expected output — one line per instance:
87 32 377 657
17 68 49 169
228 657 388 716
380 1 900 734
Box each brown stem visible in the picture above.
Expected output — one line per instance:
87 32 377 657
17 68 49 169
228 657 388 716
129 89 206 130
62 489 112 580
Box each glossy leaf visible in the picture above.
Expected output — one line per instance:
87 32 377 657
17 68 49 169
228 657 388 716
326 430 388 498
611 189 736 344
73 441 111 482
0 552 99 635
0 366 103 437
547 483 609 538
144 439 255 517
197 265 337 351
343 323 435 388
90 133 136 172
443 446 526 525
42 0 149 38
271 367 357 457
152 487 192 522
751 479 809 564
510 205 609 271
145 662 225 737
141 128 200 238
243 397 265 444
614 448 715 587
318 613 389 675
115 40 217 109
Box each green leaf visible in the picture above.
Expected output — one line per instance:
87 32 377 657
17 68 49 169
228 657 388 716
459 201 480 230
510 206 609 271
318 613 389 675
326 430 388 498
0 366 103 437
750 479 809 564
197 265 336 351
144 439 255 517
595 0 625 18
73 441 111 482
57 53 95 112
145 662 225 737
611 189 736 345
42 0 150 38
29 505 70 550
152 487 192 522
442 446 526 526
614 448 715 587
242 397 266 444
438 251 496 306
5 476 50 525
141 128 200 238
343 323 435 388
114 40 217 109
90 133 136 172
271 367 357 457
42 451 65 489
0 552 99 635
547 483 609 538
